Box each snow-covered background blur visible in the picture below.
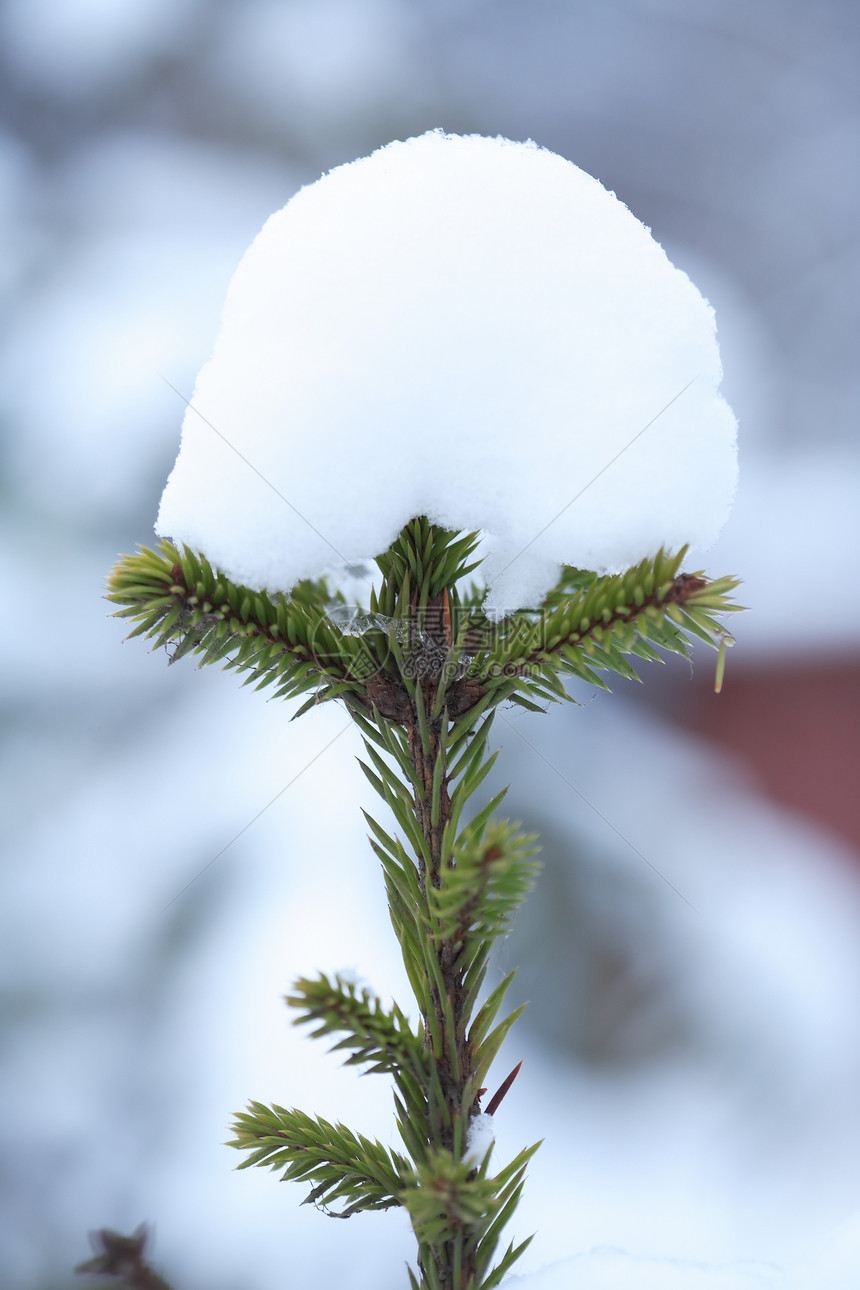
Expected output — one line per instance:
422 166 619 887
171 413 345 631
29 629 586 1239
1 3 858 1288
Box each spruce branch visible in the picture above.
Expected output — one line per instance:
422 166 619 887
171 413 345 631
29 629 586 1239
470 546 742 699
288 972 430 1085
228 1102 411 1217
106 540 376 707
108 516 742 1290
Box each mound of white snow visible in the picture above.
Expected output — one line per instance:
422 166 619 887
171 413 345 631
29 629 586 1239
157 130 736 609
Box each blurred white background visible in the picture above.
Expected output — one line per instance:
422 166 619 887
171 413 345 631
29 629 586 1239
1 2 858 1287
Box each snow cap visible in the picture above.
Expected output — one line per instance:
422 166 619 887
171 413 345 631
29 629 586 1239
157 131 737 610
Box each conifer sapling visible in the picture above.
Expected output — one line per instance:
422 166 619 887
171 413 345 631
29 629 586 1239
105 132 741 1290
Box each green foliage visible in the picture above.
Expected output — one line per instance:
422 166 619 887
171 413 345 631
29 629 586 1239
107 526 741 730
106 539 375 710
471 546 742 711
228 1102 538 1285
372 516 484 615
288 972 427 1079
228 1102 410 1218
428 821 539 953
109 517 742 1289
401 1140 540 1290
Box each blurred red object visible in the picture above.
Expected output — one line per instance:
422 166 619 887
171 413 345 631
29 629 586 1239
664 654 860 855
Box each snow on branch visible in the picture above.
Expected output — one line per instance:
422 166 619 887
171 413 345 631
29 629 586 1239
157 131 736 612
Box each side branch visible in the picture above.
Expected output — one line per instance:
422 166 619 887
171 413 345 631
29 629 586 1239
106 541 372 706
228 1102 412 1218
525 567 711 667
288 972 430 1083
469 548 742 699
